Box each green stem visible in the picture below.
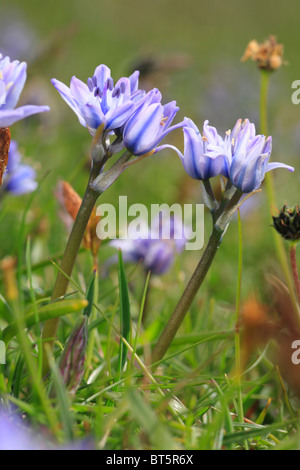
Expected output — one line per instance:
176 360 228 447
260 69 270 136
151 189 242 366
42 160 103 375
289 244 300 304
259 70 299 315
151 227 223 365
234 210 248 449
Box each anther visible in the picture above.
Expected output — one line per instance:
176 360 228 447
106 77 114 91
87 77 94 92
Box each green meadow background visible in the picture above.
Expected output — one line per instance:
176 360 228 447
2 0 300 299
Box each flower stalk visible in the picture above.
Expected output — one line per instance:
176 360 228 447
289 244 300 304
259 69 299 314
42 158 105 375
151 188 242 366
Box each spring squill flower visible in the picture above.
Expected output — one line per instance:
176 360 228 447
51 64 143 136
108 212 188 275
0 408 93 450
1 140 37 195
0 53 49 127
122 88 184 156
166 117 229 180
227 119 294 193
174 117 294 193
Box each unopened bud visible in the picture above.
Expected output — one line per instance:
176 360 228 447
59 317 88 394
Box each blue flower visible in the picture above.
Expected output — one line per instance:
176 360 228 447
2 140 37 195
228 119 294 193
169 118 230 180
174 117 294 193
0 53 49 127
122 88 185 156
107 212 188 275
51 65 144 135
0 408 94 450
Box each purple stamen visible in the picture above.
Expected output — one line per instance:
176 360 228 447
92 75 98 87
112 87 121 98
120 81 126 94
87 77 94 92
106 77 114 91
94 87 101 97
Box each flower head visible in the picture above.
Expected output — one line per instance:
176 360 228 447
0 407 93 450
171 117 230 180
241 35 284 72
227 119 293 193
108 212 188 275
51 65 143 136
2 140 37 195
0 53 49 127
272 205 300 242
176 117 294 193
122 88 184 156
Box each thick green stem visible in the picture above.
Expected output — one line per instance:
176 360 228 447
42 160 103 374
151 189 242 366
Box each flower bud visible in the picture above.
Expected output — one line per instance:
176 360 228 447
59 317 88 394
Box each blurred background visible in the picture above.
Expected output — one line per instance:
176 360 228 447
1 0 300 306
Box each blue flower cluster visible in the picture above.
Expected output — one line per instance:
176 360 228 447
167 118 294 193
52 63 294 193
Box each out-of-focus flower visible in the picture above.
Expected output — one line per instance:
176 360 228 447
0 10 37 61
51 64 143 136
0 408 93 450
58 316 88 395
174 117 293 193
272 205 300 242
0 53 49 127
123 88 184 156
2 140 37 195
107 212 188 275
241 35 284 72
227 119 293 193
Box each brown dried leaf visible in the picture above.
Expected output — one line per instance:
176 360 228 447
0 127 11 187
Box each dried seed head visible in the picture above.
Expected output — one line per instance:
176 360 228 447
272 204 300 242
241 35 284 72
